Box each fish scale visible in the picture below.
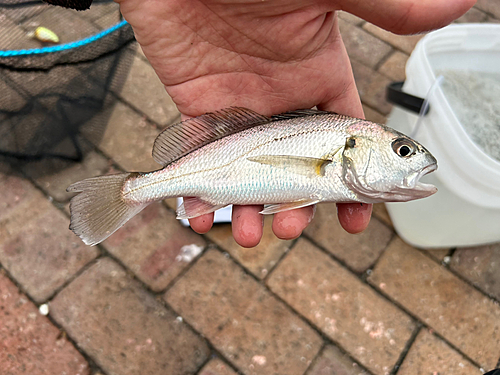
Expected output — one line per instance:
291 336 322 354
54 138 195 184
130 119 347 204
124 114 356 204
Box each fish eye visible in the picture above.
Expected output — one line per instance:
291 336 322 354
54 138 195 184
392 138 416 158
346 137 356 148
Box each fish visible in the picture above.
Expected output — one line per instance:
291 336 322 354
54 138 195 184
67 107 438 245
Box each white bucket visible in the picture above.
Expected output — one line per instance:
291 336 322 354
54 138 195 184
385 24 500 248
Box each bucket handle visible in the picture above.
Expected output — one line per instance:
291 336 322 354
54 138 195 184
386 82 430 115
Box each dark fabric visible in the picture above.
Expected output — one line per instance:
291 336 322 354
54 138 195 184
42 0 92 10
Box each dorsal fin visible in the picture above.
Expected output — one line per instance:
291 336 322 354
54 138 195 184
152 107 270 166
270 109 333 121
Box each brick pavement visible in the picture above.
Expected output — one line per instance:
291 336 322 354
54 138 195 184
1 3 500 375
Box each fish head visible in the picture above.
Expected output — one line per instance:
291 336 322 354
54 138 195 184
341 122 437 202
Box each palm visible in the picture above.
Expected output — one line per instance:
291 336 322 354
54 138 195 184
116 0 474 246
120 1 359 117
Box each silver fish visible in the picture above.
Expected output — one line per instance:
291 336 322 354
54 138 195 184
68 107 437 245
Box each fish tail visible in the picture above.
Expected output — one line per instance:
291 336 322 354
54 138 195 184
67 173 148 246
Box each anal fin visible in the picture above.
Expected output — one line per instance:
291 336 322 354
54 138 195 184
177 197 227 219
260 199 319 215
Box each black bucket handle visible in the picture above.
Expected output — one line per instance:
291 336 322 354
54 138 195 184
386 81 430 116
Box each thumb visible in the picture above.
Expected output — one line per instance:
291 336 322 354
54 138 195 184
339 0 476 35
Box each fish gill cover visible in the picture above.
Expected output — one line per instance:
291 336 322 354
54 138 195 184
0 0 134 177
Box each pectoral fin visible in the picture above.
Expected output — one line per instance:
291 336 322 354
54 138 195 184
176 197 227 219
260 199 319 215
247 155 332 177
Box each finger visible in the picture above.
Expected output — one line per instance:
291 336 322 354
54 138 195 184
272 205 315 240
337 203 373 234
232 205 264 248
339 0 476 35
189 213 214 234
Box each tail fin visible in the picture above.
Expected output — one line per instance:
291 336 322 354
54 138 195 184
67 173 148 246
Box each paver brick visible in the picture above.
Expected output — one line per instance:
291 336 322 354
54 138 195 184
306 345 368 375
129 41 149 61
267 239 415 375
451 243 500 301
116 54 180 127
368 237 500 369
371 203 393 229
0 172 43 222
362 105 386 125
339 19 392 69
304 203 392 272
351 60 393 115
205 216 292 279
337 11 365 26
103 202 206 292
25 150 111 202
0 272 90 375
378 51 408 82
163 196 179 211
0 160 12 178
1 207 98 302
425 248 451 263
0 174 98 302
455 6 489 23
398 330 482 375
362 24 424 55
165 249 323 375
50 257 209 375
199 358 239 375
485 14 500 23
96 100 160 172
475 0 500 19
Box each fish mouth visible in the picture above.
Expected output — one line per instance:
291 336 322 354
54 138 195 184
343 161 438 203
399 163 438 192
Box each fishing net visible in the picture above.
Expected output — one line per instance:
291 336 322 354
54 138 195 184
0 0 135 176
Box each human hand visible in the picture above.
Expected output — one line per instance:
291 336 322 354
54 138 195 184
115 0 474 247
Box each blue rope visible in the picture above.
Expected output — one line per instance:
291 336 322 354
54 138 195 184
0 19 129 57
